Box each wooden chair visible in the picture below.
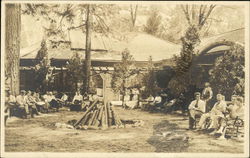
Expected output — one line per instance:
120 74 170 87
225 116 244 137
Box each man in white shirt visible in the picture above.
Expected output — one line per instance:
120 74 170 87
198 94 227 129
7 91 16 117
16 90 28 118
188 92 206 129
61 93 68 102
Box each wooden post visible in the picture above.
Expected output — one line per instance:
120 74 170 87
108 102 113 126
103 102 108 128
84 4 93 93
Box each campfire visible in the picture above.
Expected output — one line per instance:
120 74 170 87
72 100 124 130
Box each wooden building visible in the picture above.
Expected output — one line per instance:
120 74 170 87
20 31 181 100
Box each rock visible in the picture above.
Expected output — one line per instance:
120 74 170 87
162 132 172 137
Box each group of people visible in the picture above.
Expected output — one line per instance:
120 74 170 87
4 89 101 125
4 89 70 125
69 91 99 111
123 88 140 109
188 82 244 139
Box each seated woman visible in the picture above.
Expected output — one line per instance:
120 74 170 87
70 91 83 111
60 93 69 106
42 92 53 113
213 96 244 139
33 92 46 113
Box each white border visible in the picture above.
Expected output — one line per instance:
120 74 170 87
1 1 249 158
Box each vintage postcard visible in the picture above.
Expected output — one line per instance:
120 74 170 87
1 1 249 158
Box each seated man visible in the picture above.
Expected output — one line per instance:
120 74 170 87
188 92 206 129
42 92 51 113
70 91 83 111
154 93 162 107
33 92 45 113
60 93 69 106
147 95 155 102
207 94 228 130
143 94 155 110
16 90 28 119
198 94 227 130
6 89 17 117
215 96 244 139
49 92 60 112
25 91 39 118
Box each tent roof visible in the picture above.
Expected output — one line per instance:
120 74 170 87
21 31 181 62
69 30 181 61
21 28 244 62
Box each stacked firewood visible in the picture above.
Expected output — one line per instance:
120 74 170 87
73 100 124 130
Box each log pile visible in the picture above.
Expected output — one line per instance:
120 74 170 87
73 100 124 130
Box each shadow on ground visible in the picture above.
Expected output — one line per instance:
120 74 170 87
147 120 189 152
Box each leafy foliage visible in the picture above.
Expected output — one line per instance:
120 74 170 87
176 26 200 74
209 44 245 99
144 8 162 35
111 49 137 95
141 56 160 97
36 39 48 60
168 25 200 96
34 40 50 93
65 53 85 93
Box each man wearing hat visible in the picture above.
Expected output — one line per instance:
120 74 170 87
202 82 213 112
188 92 206 129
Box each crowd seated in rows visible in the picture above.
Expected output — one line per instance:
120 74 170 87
5 90 70 122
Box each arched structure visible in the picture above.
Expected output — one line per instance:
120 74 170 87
191 28 245 88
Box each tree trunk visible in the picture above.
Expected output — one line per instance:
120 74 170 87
5 4 21 95
84 4 92 93
122 79 126 108
130 4 138 31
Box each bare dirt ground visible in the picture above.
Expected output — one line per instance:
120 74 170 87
5 106 244 153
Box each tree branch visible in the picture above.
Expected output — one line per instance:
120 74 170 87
181 4 191 26
67 23 86 30
199 5 216 29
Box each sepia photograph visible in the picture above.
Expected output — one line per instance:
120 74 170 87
1 1 249 158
